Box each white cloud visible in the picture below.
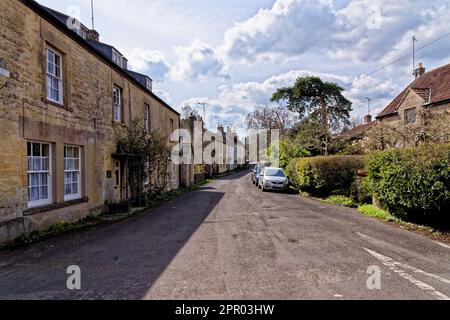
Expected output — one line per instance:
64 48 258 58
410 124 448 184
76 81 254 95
218 0 450 66
220 0 335 63
153 88 173 104
126 48 172 82
179 67 405 136
170 40 229 81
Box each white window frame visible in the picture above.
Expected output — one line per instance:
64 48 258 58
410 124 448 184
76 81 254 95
27 142 52 208
75 28 86 39
46 48 64 105
113 85 122 123
144 104 150 133
146 78 152 91
112 49 123 68
64 145 82 201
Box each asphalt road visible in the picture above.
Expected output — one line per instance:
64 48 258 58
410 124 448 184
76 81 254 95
0 170 449 300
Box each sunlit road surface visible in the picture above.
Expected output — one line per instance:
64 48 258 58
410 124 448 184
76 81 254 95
0 170 449 299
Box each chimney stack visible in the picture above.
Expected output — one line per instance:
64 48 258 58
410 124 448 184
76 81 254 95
414 63 425 78
86 29 100 42
364 114 372 124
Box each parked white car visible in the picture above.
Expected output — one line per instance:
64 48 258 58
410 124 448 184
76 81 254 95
258 167 289 191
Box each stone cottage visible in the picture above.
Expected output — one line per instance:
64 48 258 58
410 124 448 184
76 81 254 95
0 0 180 243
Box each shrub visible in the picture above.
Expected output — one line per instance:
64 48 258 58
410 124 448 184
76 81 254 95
325 195 357 208
365 143 450 218
286 155 364 197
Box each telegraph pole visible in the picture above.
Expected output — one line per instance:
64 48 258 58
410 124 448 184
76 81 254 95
365 97 371 115
91 0 95 30
197 102 206 121
412 36 418 76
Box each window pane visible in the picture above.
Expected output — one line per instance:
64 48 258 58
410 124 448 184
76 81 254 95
73 147 79 158
40 186 48 199
74 159 79 170
30 187 39 201
27 142 31 156
72 172 78 183
40 173 48 186
32 143 40 156
42 144 49 157
65 172 70 184
32 158 40 171
65 183 71 195
71 183 78 194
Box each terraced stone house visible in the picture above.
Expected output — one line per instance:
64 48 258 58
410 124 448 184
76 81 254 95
377 63 450 129
0 0 180 243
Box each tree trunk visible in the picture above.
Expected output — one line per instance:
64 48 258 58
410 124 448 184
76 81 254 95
320 97 329 156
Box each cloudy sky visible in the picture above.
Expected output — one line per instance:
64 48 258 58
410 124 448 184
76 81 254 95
38 0 450 136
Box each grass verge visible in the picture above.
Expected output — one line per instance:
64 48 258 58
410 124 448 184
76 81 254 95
299 192 450 244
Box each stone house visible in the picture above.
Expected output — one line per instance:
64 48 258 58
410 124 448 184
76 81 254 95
0 0 180 243
376 63 450 144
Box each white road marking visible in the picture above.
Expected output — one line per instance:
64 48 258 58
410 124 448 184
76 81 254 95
357 232 450 285
333 294 344 298
364 248 450 300
435 241 450 250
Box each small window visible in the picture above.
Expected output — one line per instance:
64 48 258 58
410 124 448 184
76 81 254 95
27 142 52 207
144 104 150 133
170 119 174 133
113 85 122 123
74 27 86 39
46 48 64 105
146 78 152 91
64 146 81 201
112 49 123 68
404 107 416 124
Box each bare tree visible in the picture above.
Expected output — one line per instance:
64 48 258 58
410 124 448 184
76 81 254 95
246 105 296 135
181 104 200 120
114 120 173 204
361 109 450 152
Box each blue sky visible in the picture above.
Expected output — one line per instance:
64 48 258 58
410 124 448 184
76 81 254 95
37 0 450 135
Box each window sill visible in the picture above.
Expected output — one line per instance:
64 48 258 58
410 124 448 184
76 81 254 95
42 98 73 112
112 121 126 127
24 197 88 216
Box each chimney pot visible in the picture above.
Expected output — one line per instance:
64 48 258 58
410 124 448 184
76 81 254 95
414 63 426 78
364 114 372 124
86 29 100 42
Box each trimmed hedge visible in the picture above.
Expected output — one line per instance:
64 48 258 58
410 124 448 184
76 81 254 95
365 143 450 217
287 155 364 196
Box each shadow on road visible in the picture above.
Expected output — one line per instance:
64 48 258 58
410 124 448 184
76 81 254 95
0 189 225 299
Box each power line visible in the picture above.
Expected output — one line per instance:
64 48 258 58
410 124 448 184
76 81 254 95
365 32 450 77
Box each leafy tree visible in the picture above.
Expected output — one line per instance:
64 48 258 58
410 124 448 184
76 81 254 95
271 76 352 155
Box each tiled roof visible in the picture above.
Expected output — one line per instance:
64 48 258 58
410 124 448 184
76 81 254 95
337 120 376 140
378 63 450 117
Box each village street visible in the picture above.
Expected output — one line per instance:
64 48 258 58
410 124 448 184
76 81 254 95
0 170 449 300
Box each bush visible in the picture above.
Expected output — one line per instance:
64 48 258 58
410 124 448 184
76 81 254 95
365 143 450 218
325 195 357 208
287 155 364 197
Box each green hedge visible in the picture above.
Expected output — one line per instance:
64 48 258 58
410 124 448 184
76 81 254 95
365 143 450 217
287 155 364 196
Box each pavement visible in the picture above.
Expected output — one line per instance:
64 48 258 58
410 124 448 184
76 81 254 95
0 170 449 300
